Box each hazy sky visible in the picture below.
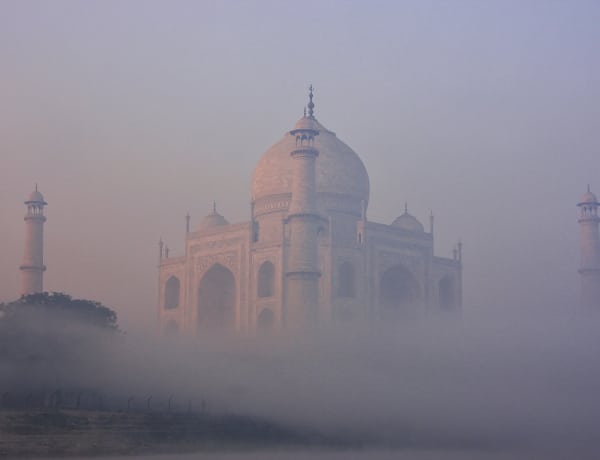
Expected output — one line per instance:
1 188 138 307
1 0 599 330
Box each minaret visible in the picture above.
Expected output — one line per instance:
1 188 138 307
578 186 600 309
19 186 47 296
285 85 321 328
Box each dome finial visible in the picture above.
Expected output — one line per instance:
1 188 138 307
588 184 591 193
213 200 217 214
307 84 315 118
405 202 408 213
35 183 38 192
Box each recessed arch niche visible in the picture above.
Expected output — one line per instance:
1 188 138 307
164 319 179 335
257 307 274 332
337 261 355 298
257 261 275 298
164 276 180 310
439 276 457 310
197 263 236 332
379 264 420 318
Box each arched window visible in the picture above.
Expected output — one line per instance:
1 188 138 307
337 262 355 298
257 261 275 298
197 264 236 331
164 276 180 310
439 276 456 310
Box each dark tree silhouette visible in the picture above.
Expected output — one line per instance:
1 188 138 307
0 292 119 331
0 292 120 392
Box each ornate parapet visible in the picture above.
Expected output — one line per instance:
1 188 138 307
159 256 186 267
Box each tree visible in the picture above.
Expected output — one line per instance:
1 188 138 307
0 292 120 392
0 292 119 331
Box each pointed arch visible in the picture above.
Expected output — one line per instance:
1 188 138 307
379 264 420 318
439 276 456 310
337 261 355 298
257 261 275 298
164 276 180 310
197 264 236 331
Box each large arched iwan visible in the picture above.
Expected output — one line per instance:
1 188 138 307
379 264 420 316
197 264 236 331
439 276 456 310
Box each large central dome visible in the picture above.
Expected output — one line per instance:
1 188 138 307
251 116 370 217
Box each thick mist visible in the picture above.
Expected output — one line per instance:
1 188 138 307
2 5 600 459
5 309 600 457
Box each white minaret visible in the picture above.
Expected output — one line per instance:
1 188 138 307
285 86 321 328
577 186 600 309
19 186 47 296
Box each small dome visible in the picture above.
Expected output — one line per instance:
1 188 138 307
26 189 46 204
198 207 229 231
392 212 424 233
579 188 599 205
292 116 319 132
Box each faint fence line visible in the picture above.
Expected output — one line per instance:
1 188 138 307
0 390 210 415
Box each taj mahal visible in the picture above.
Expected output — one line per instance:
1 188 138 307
156 89 463 335
16 90 600 331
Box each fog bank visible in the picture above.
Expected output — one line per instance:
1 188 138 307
5 308 599 457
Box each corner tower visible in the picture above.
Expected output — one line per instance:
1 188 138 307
578 186 600 309
20 186 47 296
285 86 321 328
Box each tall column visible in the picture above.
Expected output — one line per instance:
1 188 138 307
285 95 321 328
20 187 47 296
578 187 600 309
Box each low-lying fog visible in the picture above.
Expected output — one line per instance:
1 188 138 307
4 307 600 459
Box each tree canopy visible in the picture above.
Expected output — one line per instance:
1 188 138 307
0 292 119 331
0 292 120 391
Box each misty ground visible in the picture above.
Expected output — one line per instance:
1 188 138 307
0 408 518 458
0 409 561 460
3 310 600 459
0 409 340 457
